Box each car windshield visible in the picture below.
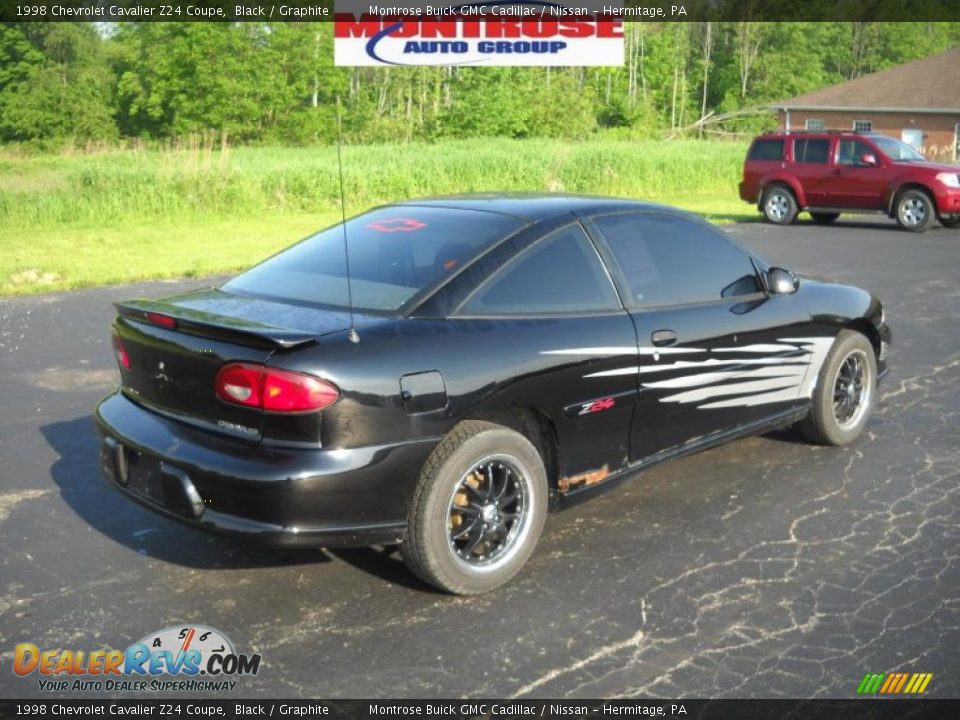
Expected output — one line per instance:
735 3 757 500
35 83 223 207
223 206 524 312
869 136 926 162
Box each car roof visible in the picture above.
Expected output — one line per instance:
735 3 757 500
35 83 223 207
754 130 892 140
379 193 690 223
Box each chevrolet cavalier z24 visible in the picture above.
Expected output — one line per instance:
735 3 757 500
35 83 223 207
96 195 890 593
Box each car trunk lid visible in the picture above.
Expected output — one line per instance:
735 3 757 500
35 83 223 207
113 289 350 442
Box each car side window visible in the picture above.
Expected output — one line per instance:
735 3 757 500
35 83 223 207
748 139 784 161
837 139 874 166
794 138 830 164
592 214 762 308
459 224 619 316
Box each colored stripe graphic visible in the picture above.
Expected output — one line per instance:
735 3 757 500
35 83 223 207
857 673 885 694
858 672 932 694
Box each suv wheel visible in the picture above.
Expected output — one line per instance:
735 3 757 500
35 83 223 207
941 216 960 229
894 189 934 232
761 185 798 225
402 420 548 594
799 330 876 446
811 212 840 224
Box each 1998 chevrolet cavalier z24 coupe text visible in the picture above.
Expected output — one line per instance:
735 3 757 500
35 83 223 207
96 195 890 593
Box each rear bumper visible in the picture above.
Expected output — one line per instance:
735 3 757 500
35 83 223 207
95 391 439 547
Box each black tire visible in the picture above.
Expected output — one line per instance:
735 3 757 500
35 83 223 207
402 420 548 594
811 212 840 224
761 185 798 225
894 189 935 232
940 216 960 229
799 330 877 446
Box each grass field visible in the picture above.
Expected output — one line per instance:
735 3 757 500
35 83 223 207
0 138 753 296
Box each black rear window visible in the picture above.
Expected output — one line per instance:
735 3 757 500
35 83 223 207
224 207 523 312
748 139 784 161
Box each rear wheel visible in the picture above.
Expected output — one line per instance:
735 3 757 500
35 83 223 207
811 212 840 224
761 185 798 225
402 421 548 594
894 189 934 232
799 330 877 446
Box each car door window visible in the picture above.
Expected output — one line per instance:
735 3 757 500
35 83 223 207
794 138 830 163
837 139 875 165
459 224 619 315
591 214 762 308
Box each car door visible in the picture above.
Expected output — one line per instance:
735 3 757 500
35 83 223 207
451 221 639 489
791 136 834 206
827 138 889 209
585 212 816 462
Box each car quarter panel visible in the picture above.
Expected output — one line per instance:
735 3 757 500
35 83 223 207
270 312 641 489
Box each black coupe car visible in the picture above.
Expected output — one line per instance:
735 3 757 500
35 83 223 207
96 195 890 594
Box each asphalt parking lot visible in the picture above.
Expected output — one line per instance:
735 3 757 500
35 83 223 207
1 216 957 699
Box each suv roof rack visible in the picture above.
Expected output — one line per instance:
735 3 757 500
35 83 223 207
780 129 863 135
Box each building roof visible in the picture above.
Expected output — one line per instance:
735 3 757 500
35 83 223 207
772 48 960 113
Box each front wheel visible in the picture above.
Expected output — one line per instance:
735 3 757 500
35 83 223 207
799 330 877 446
402 421 548 594
894 189 934 232
761 185 798 225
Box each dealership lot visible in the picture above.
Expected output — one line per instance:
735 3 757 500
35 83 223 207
0 217 957 698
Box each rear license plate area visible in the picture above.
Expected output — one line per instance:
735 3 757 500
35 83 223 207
123 447 165 504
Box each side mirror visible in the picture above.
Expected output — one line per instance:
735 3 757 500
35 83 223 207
860 153 878 166
767 267 799 295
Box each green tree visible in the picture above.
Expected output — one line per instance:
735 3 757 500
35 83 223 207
0 23 116 144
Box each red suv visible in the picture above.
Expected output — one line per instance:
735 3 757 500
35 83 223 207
739 131 960 232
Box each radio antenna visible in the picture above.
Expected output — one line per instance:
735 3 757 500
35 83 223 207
336 95 360 344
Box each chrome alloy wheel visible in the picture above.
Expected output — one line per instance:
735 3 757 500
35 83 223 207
898 197 928 228
833 349 872 430
446 455 532 572
765 192 790 221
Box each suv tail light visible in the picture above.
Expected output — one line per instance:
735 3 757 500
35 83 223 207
112 331 131 369
214 363 339 413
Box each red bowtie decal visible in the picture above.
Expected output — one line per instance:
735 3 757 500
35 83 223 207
365 218 427 233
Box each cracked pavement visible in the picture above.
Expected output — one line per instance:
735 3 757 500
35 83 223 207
0 217 957 699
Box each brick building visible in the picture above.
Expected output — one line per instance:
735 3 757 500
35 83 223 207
770 48 960 162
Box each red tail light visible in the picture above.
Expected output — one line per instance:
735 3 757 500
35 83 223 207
214 363 339 413
112 332 131 370
146 312 177 329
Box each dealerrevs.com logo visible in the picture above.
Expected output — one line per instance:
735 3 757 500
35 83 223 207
13 625 262 693
335 3 625 67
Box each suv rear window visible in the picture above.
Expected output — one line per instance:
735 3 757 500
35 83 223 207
794 138 830 163
748 139 784 161
223 207 523 312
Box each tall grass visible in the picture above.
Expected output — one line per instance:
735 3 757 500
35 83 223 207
0 138 752 296
0 139 747 231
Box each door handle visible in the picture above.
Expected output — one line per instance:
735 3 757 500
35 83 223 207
650 329 677 347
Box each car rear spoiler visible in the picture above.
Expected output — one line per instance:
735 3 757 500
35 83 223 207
114 299 317 349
